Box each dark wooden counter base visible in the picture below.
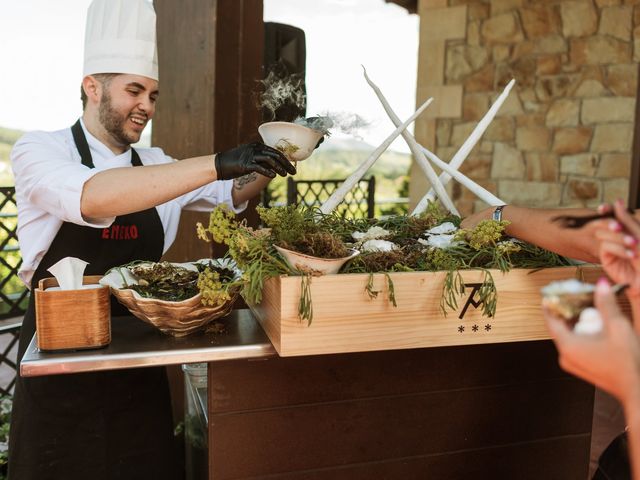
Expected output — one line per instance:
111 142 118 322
208 340 593 479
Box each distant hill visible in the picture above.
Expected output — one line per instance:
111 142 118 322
0 126 22 146
321 136 373 152
0 126 22 184
267 141 411 206
0 126 23 161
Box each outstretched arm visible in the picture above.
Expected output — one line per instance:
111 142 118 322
81 143 295 219
81 154 216 219
461 205 603 263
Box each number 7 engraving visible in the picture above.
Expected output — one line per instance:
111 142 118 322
459 282 486 320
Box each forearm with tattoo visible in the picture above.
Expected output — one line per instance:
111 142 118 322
231 172 272 207
233 172 258 191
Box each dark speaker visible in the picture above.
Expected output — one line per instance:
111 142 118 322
263 22 307 122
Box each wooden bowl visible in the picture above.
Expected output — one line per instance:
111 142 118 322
109 287 238 337
101 259 240 337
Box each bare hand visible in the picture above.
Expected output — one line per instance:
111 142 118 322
460 207 493 230
594 201 640 297
544 277 640 406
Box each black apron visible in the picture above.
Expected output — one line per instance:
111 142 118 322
8 121 176 480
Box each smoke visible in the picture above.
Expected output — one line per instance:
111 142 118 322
258 69 306 121
294 112 370 138
317 111 370 138
257 66 370 138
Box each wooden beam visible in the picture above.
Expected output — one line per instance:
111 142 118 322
385 0 417 14
153 0 264 263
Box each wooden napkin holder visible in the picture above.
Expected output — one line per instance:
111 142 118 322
34 275 111 352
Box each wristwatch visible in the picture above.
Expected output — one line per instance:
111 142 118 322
492 205 507 221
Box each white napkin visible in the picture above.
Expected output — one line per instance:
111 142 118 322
47 257 89 290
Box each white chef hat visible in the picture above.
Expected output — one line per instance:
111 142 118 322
83 0 158 81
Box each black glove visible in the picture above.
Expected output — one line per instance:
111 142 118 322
214 142 296 180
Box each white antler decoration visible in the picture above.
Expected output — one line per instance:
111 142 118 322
362 66 459 216
319 97 433 215
412 79 514 215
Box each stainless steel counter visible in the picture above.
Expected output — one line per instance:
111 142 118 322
20 309 276 377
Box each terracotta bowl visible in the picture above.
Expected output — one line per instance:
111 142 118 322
100 259 240 337
274 245 359 275
258 121 324 162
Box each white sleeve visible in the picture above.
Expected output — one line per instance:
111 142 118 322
11 132 115 227
179 180 249 214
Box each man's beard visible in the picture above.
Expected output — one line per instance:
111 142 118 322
98 91 139 146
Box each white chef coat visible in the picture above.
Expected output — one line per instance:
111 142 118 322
11 119 246 287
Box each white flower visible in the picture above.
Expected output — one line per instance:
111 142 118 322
425 222 457 236
361 239 398 253
352 226 391 242
425 234 460 249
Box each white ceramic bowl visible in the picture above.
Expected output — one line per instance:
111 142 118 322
258 121 324 162
274 245 359 275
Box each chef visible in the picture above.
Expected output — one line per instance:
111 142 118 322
8 0 295 478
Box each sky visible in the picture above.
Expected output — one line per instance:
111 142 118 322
0 0 419 152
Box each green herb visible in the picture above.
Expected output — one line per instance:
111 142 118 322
365 273 379 300
113 260 236 305
299 274 313 325
197 205 292 305
384 273 397 307
198 202 572 323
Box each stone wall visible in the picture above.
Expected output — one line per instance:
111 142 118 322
411 0 639 215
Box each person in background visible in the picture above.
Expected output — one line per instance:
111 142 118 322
463 200 640 477
544 277 640 480
8 0 295 478
530 199 640 479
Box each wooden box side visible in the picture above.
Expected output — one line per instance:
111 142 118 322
249 276 283 353
35 276 111 351
261 265 617 356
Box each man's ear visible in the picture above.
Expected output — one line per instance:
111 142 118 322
82 76 100 105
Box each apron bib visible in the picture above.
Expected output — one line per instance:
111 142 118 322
9 121 176 480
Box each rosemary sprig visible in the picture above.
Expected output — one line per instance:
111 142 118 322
299 274 313 325
384 273 397 307
365 273 379 300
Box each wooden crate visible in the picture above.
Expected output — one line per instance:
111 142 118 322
249 265 618 357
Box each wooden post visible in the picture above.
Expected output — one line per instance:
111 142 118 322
367 176 376 218
151 3 264 476
153 0 265 262
287 177 297 206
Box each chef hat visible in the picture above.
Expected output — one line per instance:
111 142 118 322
83 0 158 81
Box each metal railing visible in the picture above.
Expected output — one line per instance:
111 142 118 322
0 187 24 395
0 187 27 319
285 177 376 219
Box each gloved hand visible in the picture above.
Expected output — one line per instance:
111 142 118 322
214 142 296 180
